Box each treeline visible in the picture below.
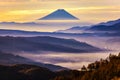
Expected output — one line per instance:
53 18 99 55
0 53 120 80
53 53 120 80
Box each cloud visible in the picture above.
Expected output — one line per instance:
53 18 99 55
0 0 119 23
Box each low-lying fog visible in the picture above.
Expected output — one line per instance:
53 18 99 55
14 36 120 70
51 36 120 51
2 32 119 70
77 37 120 51
19 51 119 70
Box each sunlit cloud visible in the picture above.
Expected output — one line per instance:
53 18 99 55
0 6 120 23
0 0 119 23
0 0 30 2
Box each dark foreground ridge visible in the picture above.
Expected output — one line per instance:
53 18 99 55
0 53 120 80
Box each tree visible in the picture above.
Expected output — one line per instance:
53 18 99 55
81 65 87 71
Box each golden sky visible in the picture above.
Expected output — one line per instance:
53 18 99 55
0 0 120 23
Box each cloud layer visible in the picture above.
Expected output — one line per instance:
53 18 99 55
0 0 119 24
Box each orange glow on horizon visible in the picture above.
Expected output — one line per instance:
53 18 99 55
0 0 120 31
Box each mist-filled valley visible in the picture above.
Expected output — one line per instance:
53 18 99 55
12 35 120 69
0 0 120 79
0 25 120 70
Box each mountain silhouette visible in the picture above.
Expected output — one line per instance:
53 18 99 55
0 51 68 71
56 26 89 33
56 18 120 33
98 18 120 26
0 36 102 53
39 9 79 20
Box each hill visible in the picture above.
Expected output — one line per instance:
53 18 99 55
89 22 120 32
0 53 120 80
98 18 120 26
0 36 102 53
53 53 120 80
0 28 120 37
0 64 55 80
56 26 89 33
0 51 68 71
56 18 120 33
87 18 120 32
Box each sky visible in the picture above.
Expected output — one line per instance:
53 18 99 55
0 0 120 22
0 0 120 31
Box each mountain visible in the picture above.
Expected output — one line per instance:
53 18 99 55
87 18 120 32
0 51 33 65
39 9 79 20
0 36 102 53
98 18 120 26
0 51 67 71
1 29 120 38
0 22 41 26
56 18 120 33
89 22 120 32
56 26 90 33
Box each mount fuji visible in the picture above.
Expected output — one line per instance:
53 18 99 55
39 9 79 20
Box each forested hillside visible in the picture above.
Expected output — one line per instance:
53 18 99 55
53 53 120 80
0 53 120 80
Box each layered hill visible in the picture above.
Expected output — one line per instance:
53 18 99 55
0 64 55 80
0 53 120 80
56 26 89 33
0 36 102 53
0 51 67 71
89 22 120 31
56 18 120 33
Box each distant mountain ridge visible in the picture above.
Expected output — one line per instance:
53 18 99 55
98 19 120 26
0 36 102 53
0 18 120 37
0 22 43 26
0 28 120 37
39 9 79 20
84 18 120 32
56 18 120 33
89 21 120 31
56 26 89 33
